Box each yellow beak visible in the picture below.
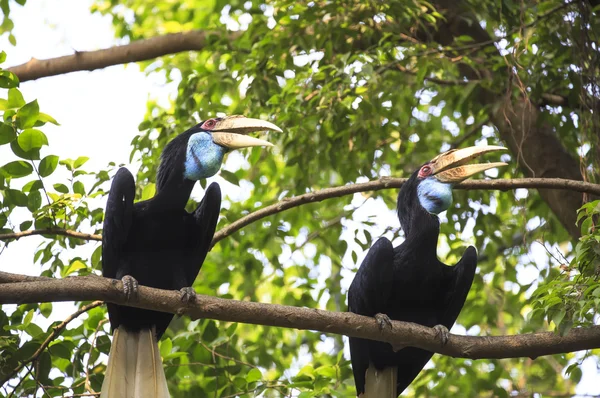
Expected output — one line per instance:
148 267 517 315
429 145 508 183
210 115 281 149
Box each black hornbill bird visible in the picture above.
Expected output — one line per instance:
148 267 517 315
348 146 507 397
100 115 281 398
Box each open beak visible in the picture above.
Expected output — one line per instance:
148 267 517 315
429 145 508 183
211 115 281 150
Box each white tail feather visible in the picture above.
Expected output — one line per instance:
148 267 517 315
363 365 397 398
100 327 170 398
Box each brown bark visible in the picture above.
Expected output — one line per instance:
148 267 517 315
1 271 599 362
7 31 240 82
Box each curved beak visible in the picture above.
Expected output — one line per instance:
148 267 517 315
211 115 281 149
430 145 508 183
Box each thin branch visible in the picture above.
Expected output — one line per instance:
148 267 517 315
384 64 479 86
85 319 108 394
2 177 599 245
210 177 600 246
450 119 490 149
0 272 599 361
0 300 103 386
7 31 241 82
0 228 101 242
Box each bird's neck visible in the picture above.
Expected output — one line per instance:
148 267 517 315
154 175 196 209
400 205 441 254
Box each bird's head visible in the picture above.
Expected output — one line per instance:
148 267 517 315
398 145 507 220
182 115 281 180
156 115 281 191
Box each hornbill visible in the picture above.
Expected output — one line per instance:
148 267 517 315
348 146 507 397
100 115 281 398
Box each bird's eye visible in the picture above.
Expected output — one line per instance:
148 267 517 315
202 119 217 130
419 165 432 177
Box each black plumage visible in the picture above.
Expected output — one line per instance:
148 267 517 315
348 146 506 397
99 116 279 397
102 128 221 339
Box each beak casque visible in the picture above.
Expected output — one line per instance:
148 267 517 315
210 115 281 150
430 145 508 183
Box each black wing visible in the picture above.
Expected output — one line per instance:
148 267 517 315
348 237 395 395
102 168 135 279
185 182 222 286
439 246 477 328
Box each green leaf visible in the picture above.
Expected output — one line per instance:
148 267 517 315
39 303 52 318
0 70 19 89
19 220 32 231
221 170 240 186
36 112 59 126
10 139 40 160
49 341 72 360
0 122 16 145
2 160 33 178
39 155 59 177
4 189 27 207
141 183 156 200
23 309 34 327
91 246 102 269
17 129 48 151
16 99 39 129
73 156 89 169
73 180 85 195
7 88 25 108
27 190 42 212
53 183 69 194
246 368 262 383
62 260 88 277
159 338 172 358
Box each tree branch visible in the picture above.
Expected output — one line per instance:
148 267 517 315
0 301 103 386
6 31 240 82
0 271 599 361
0 228 101 242
2 177 599 245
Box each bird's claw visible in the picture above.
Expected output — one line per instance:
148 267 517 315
179 287 197 304
374 313 393 331
433 324 450 346
121 275 139 301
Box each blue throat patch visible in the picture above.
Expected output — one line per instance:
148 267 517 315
417 178 453 214
184 132 227 180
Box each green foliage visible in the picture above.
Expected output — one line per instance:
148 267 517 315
2 0 600 397
529 201 600 336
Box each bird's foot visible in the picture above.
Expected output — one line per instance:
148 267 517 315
179 286 197 304
121 275 139 301
433 324 450 346
374 313 393 331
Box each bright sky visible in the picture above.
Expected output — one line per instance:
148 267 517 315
0 0 598 396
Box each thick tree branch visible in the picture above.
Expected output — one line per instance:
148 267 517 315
0 301 103 386
7 31 240 82
0 271 599 361
2 178 599 244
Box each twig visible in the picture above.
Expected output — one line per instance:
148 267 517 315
450 119 490 149
85 319 108 394
0 301 103 386
0 272 599 361
0 228 101 242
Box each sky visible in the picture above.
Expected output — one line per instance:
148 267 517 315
0 0 598 396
